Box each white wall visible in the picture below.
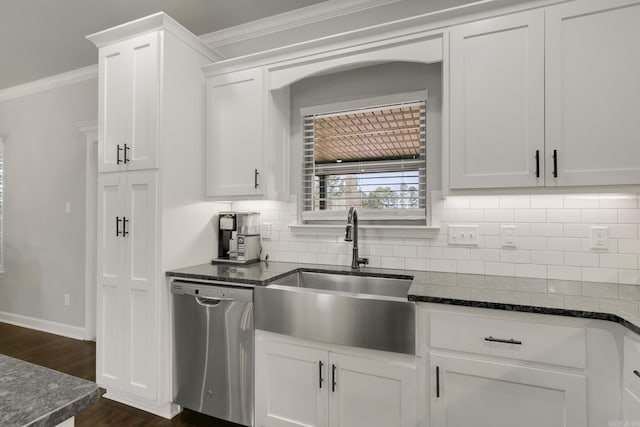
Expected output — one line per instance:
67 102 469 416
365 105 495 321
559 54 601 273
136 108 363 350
0 78 98 329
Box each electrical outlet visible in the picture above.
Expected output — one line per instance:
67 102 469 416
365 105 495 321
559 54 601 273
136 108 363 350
501 225 517 248
448 225 479 246
591 226 609 250
261 223 272 240
64 294 71 307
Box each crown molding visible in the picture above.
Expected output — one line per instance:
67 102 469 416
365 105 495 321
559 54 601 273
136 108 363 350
0 64 98 102
200 0 402 48
76 120 98 142
87 11 224 62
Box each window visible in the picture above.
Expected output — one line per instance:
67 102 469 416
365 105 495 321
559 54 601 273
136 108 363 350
302 93 427 224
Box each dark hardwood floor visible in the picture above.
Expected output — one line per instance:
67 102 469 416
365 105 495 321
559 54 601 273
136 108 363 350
0 322 241 426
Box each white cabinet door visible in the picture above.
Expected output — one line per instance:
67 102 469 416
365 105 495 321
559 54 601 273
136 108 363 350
96 173 126 390
255 337 329 427
206 68 265 198
545 0 640 186
122 172 158 400
99 32 159 173
96 172 158 400
449 10 544 189
329 352 416 427
430 353 587 427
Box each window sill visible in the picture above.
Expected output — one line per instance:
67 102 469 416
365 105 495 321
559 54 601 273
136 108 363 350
289 224 440 239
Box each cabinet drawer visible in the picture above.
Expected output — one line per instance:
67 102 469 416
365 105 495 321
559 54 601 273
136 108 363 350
624 336 640 398
430 312 585 368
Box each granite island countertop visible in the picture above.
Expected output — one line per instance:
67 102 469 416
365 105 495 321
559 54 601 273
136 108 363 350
0 355 101 427
167 261 640 335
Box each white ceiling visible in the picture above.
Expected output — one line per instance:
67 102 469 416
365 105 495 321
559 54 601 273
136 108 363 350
0 0 328 90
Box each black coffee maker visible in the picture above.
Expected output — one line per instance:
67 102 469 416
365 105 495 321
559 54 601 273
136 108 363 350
217 212 236 260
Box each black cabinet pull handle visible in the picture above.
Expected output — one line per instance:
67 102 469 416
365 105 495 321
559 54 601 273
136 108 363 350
331 364 336 392
115 216 122 236
122 217 129 237
124 143 130 164
552 149 558 178
484 336 522 345
535 150 540 178
319 361 324 389
436 366 440 398
116 144 123 165
634 370 640 379
254 169 259 189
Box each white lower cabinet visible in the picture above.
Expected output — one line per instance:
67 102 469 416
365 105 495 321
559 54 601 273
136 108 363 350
255 331 417 427
97 172 158 399
430 353 587 427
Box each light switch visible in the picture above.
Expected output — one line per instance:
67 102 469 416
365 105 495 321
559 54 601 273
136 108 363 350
448 225 479 246
501 225 517 248
261 223 272 240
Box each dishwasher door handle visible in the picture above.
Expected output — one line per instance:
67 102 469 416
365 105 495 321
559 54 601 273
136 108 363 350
195 296 235 307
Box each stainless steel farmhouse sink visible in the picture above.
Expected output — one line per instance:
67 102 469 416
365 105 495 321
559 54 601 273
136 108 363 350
255 270 416 355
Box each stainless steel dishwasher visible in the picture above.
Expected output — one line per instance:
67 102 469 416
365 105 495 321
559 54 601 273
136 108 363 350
171 279 254 426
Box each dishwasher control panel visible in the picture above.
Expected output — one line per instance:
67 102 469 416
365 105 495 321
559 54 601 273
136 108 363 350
171 280 253 302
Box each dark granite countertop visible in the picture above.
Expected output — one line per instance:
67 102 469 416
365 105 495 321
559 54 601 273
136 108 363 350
167 261 640 335
0 355 101 427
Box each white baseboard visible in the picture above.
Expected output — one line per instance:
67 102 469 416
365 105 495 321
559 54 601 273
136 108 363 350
103 390 181 419
0 310 90 341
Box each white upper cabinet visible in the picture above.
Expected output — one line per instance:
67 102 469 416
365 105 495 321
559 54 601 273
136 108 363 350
206 68 290 200
545 0 640 186
99 32 159 173
449 11 545 189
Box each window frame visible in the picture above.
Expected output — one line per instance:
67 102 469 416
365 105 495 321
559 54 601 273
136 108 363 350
299 91 429 225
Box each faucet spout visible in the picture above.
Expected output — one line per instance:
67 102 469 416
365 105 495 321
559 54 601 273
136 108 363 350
345 207 369 270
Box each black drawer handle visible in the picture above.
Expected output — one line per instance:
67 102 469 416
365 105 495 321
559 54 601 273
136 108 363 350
535 150 540 178
634 370 640 379
116 144 123 165
552 149 558 178
124 143 130 164
436 366 440 398
332 364 336 392
115 216 122 236
319 361 324 389
485 336 522 345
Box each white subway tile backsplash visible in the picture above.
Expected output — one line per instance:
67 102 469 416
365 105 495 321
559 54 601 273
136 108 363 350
563 223 591 238
530 223 564 237
564 195 599 209
500 195 530 208
547 209 581 223
599 298 639 318
547 266 581 281
469 195 500 209
484 209 515 222
564 295 599 311
581 208 617 224
380 257 405 269
456 261 485 275
514 209 547 223
599 194 638 209
531 293 565 309
417 246 444 259
600 253 638 269
619 239 640 254
499 249 531 264
620 270 640 285
393 245 417 258
515 264 547 279
547 237 582 252
443 247 471 260
619 209 640 223
517 236 547 250
531 251 564 265
485 262 516 277
530 194 564 209
457 209 485 222
406 257 430 271
608 224 638 239
582 267 618 283
470 248 500 262
430 259 457 272
563 252 599 267
582 281 618 298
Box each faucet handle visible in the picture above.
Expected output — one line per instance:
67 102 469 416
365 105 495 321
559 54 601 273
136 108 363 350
358 257 369 267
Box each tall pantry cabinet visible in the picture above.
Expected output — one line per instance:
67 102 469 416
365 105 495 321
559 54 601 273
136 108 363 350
87 13 223 417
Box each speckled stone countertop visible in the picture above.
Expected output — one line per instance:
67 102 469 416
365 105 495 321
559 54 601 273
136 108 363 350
167 261 640 335
0 355 101 427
